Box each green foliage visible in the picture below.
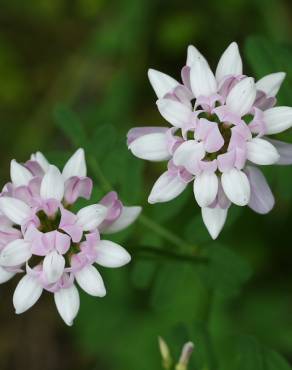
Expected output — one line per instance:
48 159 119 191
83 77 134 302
245 36 292 105
198 244 252 298
222 336 292 370
54 105 87 148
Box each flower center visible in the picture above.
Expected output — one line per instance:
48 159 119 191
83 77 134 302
34 209 83 267
37 210 61 232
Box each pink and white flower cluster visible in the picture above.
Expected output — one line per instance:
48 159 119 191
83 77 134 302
128 42 292 239
0 149 141 325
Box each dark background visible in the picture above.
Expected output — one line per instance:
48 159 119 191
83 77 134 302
0 0 292 369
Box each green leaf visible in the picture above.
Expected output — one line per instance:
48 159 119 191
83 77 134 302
102 142 144 203
150 262 187 311
131 259 158 290
53 104 87 147
223 335 291 370
184 213 211 244
90 123 117 159
150 261 203 313
233 336 264 370
198 244 252 297
151 188 191 223
245 36 292 106
262 347 291 370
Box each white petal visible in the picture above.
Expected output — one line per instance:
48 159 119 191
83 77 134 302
101 206 142 234
256 72 286 97
173 141 205 173
0 239 31 267
263 106 292 134
0 266 15 283
157 99 192 127
75 265 106 297
226 77 256 116
247 138 279 165
62 148 87 181
30 151 50 172
190 57 217 98
186 45 208 66
148 171 188 204
77 204 107 231
221 168 251 206
40 165 64 201
95 240 131 268
202 206 228 239
148 69 179 98
10 160 33 187
128 133 171 161
13 274 43 314
193 172 218 207
215 42 242 83
43 251 65 284
0 197 31 225
54 284 80 326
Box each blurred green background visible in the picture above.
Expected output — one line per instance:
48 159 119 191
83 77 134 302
1 0 292 369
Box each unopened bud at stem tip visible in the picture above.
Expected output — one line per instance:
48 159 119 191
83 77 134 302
176 342 195 370
158 336 173 369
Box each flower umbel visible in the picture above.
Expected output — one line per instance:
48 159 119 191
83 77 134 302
0 149 141 325
128 42 292 239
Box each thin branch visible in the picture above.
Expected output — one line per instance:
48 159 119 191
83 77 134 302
88 154 200 254
138 214 198 253
129 246 208 264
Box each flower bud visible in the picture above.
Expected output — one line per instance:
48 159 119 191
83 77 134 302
158 337 172 369
175 342 195 370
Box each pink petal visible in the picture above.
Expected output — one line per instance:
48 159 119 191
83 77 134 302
199 159 217 173
59 208 83 243
181 66 191 91
55 231 71 255
234 148 247 170
24 160 45 177
204 125 224 153
172 85 193 107
217 150 236 172
99 191 122 221
213 105 242 126
218 75 245 99
41 199 59 217
249 107 266 136
253 91 276 111
195 94 223 112
245 166 274 214
64 177 93 205
266 138 292 165
195 118 213 141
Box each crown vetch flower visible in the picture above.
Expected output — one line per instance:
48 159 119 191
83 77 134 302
0 149 141 325
128 42 292 239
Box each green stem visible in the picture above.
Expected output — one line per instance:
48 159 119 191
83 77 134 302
139 214 196 252
131 246 208 264
88 156 112 192
199 290 218 370
88 155 199 254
